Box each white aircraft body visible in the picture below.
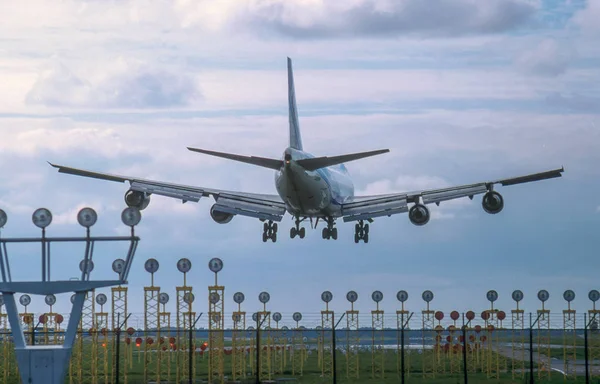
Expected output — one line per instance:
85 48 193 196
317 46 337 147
49 58 564 243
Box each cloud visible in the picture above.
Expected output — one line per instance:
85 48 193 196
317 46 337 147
242 0 536 39
544 92 600 114
25 59 201 109
515 39 575 77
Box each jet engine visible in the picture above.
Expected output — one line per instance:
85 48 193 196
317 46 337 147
409 203 430 226
210 205 234 224
482 191 504 214
124 190 151 210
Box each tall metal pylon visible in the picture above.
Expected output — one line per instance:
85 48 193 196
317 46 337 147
511 290 525 380
110 258 128 384
208 258 225 384
536 290 551 380
95 294 110 384
320 291 334 379
562 290 576 378
421 290 435 378
143 259 160 384
292 313 304 376
371 290 385 379
588 290 600 380
175 257 193 383
232 292 246 381
158 292 172 383
396 290 410 379
258 292 272 382
346 291 359 380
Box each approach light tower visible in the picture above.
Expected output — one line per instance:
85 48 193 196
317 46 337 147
0 206 141 384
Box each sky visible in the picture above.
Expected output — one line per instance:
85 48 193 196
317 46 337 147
0 0 599 329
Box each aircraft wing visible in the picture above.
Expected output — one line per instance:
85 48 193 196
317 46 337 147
48 163 288 222
340 167 564 222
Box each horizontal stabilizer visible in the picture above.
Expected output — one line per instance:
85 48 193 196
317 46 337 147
187 147 283 170
296 149 389 171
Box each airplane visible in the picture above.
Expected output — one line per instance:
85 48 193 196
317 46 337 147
49 57 564 243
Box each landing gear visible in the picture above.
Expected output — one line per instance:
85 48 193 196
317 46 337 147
321 217 337 240
262 220 278 242
354 220 369 243
290 217 306 239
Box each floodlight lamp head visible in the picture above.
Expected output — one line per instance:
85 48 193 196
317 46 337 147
537 289 549 302
563 289 575 302
259 291 270 304
422 290 434 303
96 294 107 306
112 259 125 275
346 290 358 303
512 290 524 302
177 258 191 273
273 312 282 322
321 291 333 303
397 290 408 302
589 290 600 303
233 292 245 304
252 312 258 322
19 294 31 307
209 292 220 304
77 207 98 228
32 208 52 229
292 312 302 322
232 313 241 322
144 258 159 274
70 294 76 304
183 292 195 304
372 290 383 303
121 207 141 227
159 293 169 305
486 290 498 303
208 257 223 273
44 294 56 306
0 209 7 228
79 259 94 274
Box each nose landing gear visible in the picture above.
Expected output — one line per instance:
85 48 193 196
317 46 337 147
262 220 278 242
322 217 337 240
354 220 369 243
290 217 306 239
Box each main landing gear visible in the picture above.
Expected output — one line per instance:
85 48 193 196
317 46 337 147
354 220 369 243
290 217 306 239
322 217 337 240
262 220 278 242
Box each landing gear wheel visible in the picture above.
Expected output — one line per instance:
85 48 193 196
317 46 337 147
331 228 338 240
290 227 297 239
321 217 337 240
291 217 305 240
262 220 278 243
322 228 329 239
299 227 305 238
354 220 370 243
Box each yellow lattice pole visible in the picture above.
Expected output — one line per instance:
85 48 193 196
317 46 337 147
536 290 551 380
111 284 128 384
562 290 577 378
421 290 435 378
371 290 384 379
208 258 225 384
95 294 110 384
511 290 525 380
143 259 160 384
272 312 283 374
484 290 500 379
346 290 359 380
433 313 445 375
396 291 410 379
449 311 461 374
588 290 600 380
248 324 256 377
73 290 95 384
175 257 192 383
232 292 246 381
157 292 171 383
320 291 334 379
292 313 304 376
258 291 272 382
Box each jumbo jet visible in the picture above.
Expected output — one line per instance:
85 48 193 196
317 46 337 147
49 58 564 243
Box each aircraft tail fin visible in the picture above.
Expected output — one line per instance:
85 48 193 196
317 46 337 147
287 57 303 150
187 147 283 170
296 149 390 171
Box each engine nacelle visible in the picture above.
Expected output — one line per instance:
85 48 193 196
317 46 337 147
409 203 430 226
482 191 504 214
124 190 151 211
210 205 234 224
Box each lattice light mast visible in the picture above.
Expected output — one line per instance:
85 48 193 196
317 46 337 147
588 290 600 380
111 258 128 384
143 258 160 384
562 289 576 377
292 312 304 376
0 206 141 384
421 290 435 377
43 294 59 345
158 292 171 382
345 290 359 379
232 292 246 381
175 257 192 383
19 295 33 345
511 290 525 379
485 290 500 379
258 291 272 381
208 257 225 384
537 289 551 380
272 312 283 374
371 290 385 379
396 290 410 379
320 291 334 379
95 293 110 384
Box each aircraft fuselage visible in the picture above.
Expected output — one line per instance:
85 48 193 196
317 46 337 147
275 147 354 218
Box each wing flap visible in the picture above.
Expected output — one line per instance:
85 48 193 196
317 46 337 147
342 198 408 222
214 197 286 222
131 182 203 203
494 167 564 186
421 185 488 205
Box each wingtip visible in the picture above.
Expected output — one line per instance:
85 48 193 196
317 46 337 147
47 161 58 168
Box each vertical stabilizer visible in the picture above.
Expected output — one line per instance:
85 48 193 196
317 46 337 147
287 57 303 150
